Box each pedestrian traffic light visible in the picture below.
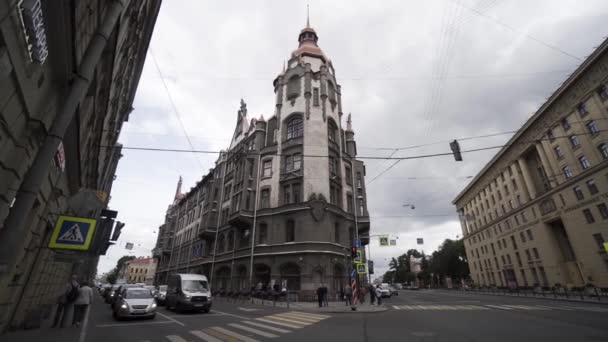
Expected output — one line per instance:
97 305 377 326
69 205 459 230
351 246 357 259
450 140 463 161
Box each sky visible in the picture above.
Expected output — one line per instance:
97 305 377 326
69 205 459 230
97 0 608 279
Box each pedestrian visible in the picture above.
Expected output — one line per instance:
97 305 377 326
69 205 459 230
344 285 352 306
72 281 93 327
321 284 329 307
368 284 376 305
52 274 79 328
375 285 383 306
316 285 323 307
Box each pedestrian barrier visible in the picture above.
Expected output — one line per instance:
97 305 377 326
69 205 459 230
445 284 608 302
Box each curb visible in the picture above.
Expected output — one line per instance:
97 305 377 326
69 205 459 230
438 290 608 306
295 307 389 314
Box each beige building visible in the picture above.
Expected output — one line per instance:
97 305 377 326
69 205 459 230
125 257 157 285
453 38 608 289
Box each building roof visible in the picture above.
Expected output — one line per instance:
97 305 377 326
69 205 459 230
452 37 608 205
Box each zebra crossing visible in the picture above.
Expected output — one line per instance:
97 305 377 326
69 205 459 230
143 311 331 342
392 304 608 312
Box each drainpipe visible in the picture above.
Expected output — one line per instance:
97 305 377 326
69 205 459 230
210 157 227 288
0 0 126 280
248 154 262 287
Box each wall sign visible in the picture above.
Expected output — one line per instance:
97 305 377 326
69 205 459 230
20 0 49 64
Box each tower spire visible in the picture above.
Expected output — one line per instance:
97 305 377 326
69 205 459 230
174 176 183 201
306 4 310 28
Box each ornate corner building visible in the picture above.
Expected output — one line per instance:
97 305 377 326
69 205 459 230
453 38 608 288
0 0 160 331
153 22 371 297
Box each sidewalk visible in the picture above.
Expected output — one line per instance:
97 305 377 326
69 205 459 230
248 297 388 313
436 289 608 305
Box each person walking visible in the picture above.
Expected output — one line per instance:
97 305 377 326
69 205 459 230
52 274 79 328
321 284 329 307
316 285 323 307
368 284 376 305
375 285 383 306
72 281 93 327
344 285 352 306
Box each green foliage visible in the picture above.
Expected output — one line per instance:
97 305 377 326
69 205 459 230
105 255 136 284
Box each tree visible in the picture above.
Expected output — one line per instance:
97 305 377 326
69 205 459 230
382 249 424 284
428 239 469 285
105 255 136 284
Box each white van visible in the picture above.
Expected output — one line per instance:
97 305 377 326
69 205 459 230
166 274 212 313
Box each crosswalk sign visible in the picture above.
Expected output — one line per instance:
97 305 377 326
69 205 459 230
48 215 97 251
356 263 367 275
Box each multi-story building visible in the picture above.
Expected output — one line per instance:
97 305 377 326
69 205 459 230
153 21 371 297
453 38 608 289
125 257 157 285
0 0 160 331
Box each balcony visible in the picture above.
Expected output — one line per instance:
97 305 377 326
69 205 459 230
151 246 171 257
228 209 254 228
198 224 217 238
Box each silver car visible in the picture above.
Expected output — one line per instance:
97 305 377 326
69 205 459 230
112 287 157 320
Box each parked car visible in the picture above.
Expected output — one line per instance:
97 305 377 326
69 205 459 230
112 287 157 320
389 285 399 296
166 274 212 313
394 283 403 290
104 285 121 304
110 284 143 306
379 283 392 298
156 285 168 305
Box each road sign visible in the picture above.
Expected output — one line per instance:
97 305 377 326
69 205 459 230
354 239 361 248
125 242 134 250
48 215 97 251
379 235 389 247
354 250 362 263
356 263 367 275
390 239 397 246
417 238 424 245
350 269 356 279
604 242 608 253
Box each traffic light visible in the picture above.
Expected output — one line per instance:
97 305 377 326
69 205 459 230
450 140 463 161
110 221 125 241
368 260 374 274
351 246 357 259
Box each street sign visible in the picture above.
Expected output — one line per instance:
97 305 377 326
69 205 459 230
350 269 356 279
379 235 389 247
354 239 361 248
48 215 97 251
417 238 424 245
604 242 608 253
354 250 362 263
356 263 367 275
390 239 396 246
125 242 134 250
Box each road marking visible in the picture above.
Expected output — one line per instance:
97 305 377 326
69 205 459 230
158 311 186 326
572 306 608 312
166 336 188 342
96 321 175 327
502 305 536 310
229 323 280 338
243 321 292 333
78 305 91 342
392 305 401 310
211 326 260 342
485 305 513 310
238 307 261 312
210 310 250 320
190 330 223 342
289 311 330 318
265 315 311 325
281 311 327 320
165 313 225 318
256 318 303 329
426 306 442 310
204 328 240 342
468 305 490 310
280 313 322 322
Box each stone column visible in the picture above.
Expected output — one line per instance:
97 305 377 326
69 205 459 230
517 158 537 200
534 143 556 189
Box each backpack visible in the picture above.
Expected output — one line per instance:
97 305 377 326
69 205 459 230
66 284 79 303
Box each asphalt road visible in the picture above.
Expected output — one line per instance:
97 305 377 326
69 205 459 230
82 290 608 342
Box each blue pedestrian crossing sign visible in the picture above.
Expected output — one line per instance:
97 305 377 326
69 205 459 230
48 215 97 251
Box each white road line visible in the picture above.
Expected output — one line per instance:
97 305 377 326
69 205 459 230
427 306 442 310
157 312 186 326
209 309 250 320
166 335 188 342
265 315 312 325
535 305 566 311
190 330 223 342
256 318 303 329
573 307 608 312
243 321 292 333
211 326 260 342
289 311 331 318
392 305 401 310
485 305 513 310
502 305 534 310
280 313 322 322
78 305 91 342
468 305 490 310
229 323 280 338
282 311 327 320
165 313 225 318
96 321 175 327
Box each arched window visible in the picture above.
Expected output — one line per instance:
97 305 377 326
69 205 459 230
286 117 303 140
327 81 336 103
287 75 300 99
286 220 295 242
598 143 608 159
328 120 337 143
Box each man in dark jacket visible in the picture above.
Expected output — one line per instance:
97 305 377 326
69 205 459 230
52 274 79 328
316 285 323 307
368 284 376 305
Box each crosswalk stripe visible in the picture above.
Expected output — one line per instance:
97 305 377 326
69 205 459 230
243 321 292 333
265 315 312 325
228 323 279 338
486 305 513 310
468 305 490 310
166 336 188 342
427 306 442 310
280 313 323 322
392 305 401 310
204 328 241 342
289 311 331 319
210 327 260 342
281 312 327 320
190 330 224 342
256 318 304 329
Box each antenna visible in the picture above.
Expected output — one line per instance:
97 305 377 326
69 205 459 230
306 4 310 28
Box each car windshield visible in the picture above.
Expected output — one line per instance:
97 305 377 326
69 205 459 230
182 280 208 291
124 290 153 299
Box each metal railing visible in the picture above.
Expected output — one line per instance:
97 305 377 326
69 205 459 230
445 285 608 301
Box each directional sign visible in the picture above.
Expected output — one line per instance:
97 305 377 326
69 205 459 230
356 263 367 275
350 269 356 279
354 239 361 248
48 215 97 251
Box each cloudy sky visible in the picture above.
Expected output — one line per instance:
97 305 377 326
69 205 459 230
97 0 608 278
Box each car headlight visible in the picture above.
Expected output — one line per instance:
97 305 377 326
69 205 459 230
151 302 157 308
185 295 191 299
121 303 127 309
208 296 213 301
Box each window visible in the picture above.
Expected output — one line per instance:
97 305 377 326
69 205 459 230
532 248 540 259
284 154 302 172
598 143 608 160
313 87 320 106
563 166 573 179
520 269 528 286
293 183 301 203
501 255 506 265
578 103 589 117
517 195 522 207
593 233 605 250
526 229 533 241
597 203 608 219
260 189 270 209
334 223 340 243
328 120 337 143
515 252 522 267
283 185 291 205
559 194 566 206
346 194 353 213
497 190 502 200
586 179 598 195
509 200 514 210
286 117 304 139
511 235 518 250
587 120 599 135
561 117 571 130
582 209 595 224
287 75 300 99
358 198 365 216
520 231 526 243
554 146 564 159
345 166 352 184
568 135 580 148
262 160 272 177
512 179 518 190
504 185 510 195
539 267 549 286
525 249 531 261
547 129 555 142
286 220 295 242
598 84 608 100
579 155 591 170
573 186 584 200
258 223 267 244
356 172 362 188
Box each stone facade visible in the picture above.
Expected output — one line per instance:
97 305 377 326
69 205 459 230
153 23 371 299
0 0 160 331
453 38 608 288
125 257 157 285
